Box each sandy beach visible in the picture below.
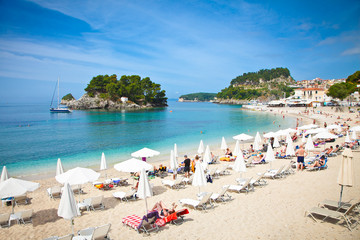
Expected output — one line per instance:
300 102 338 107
1 106 359 239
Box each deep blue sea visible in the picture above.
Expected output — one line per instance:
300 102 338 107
0 100 296 178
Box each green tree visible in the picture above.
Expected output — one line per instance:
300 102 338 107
346 70 360 84
62 93 75 101
327 82 356 100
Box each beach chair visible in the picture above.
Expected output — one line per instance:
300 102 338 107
215 165 230 177
182 175 194 185
82 195 105 211
281 164 295 176
305 202 360 230
14 209 33 224
122 211 160 234
170 208 190 225
318 199 359 212
77 223 111 240
306 159 328 171
162 177 185 189
261 165 285 179
14 194 29 205
179 192 214 211
248 172 267 187
71 184 83 194
44 234 74 240
210 185 232 203
228 177 254 193
47 186 62 199
0 212 10 228
113 189 137 202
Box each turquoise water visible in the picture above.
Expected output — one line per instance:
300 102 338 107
0 100 296 177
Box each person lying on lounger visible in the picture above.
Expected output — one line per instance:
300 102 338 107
151 201 177 217
307 156 326 168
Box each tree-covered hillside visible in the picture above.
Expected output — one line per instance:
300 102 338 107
180 92 217 101
230 67 291 85
217 67 294 101
84 74 167 106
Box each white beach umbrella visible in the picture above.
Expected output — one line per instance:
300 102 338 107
197 140 205 155
56 167 100 186
337 148 354 206
0 178 40 213
275 129 287 137
100 152 107 179
131 147 160 160
327 124 341 132
253 138 261 151
301 134 307 143
273 136 280 148
299 124 319 130
114 158 153 173
313 131 338 140
233 140 241 156
203 145 212 164
58 182 80 234
265 143 276 168
350 125 360 132
255 132 262 144
305 135 315 152
263 132 276 138
192 162 207 193
221 137 228 151
285 128 298 134
285 139 295 156
306 128 327 135
56 158 64 176
174 144 178 158
233 153 246 178
1 166 9 182
233 133 253 141
285 133 292 144
344 132 351 143
351 131 357 140
137 168 153 214
169 150 178 174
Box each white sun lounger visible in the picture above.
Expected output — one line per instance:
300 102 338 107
77 223 111 240
14 209 33 224
162 177 185 189
260 165 285 179
47 186 62 199
112 189 137 202
228 177 254 193
80 195 105 211
0 212 10 228
179 192 214 210
210 185 232 203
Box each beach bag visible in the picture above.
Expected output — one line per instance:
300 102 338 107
207 175 213 183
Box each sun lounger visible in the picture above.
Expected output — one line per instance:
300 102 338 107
182 175 194 185
171 208 190 225
113 189 137 202
44 234 74 240
14 209 33 224
77 223 111 240
210 185 232 203
71 184 83 194
0 212 10 228
122 211 160 234
214 165 230 177
306 159 328 171
14 194 29 205
305 202 360 230
47 186 62 199
80 195 105 211
162 177 185 189
318 199 359 212
228 177 254 193
260 165 285 179
179 192 214 210
281 164 295 176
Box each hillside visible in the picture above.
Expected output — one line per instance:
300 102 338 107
217 67 295 101
179 92 217 102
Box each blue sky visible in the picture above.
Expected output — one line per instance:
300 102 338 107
0 0 359 103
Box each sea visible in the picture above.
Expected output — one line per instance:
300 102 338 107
0 100 296 179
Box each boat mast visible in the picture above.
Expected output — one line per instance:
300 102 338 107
57 77 60 107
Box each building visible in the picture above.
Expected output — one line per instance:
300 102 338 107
120 97 128 103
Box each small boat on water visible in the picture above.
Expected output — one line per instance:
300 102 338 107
50 78 72 113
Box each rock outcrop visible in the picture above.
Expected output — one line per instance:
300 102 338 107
61 94 160 110
213 99 249 105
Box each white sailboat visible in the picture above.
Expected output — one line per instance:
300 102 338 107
50 78 72 113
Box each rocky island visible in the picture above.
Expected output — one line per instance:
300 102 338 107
61 74 167 110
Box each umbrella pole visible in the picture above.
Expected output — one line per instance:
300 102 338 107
339 185 344 207
71 218 74 235
12 198 15 214
145 197 148 215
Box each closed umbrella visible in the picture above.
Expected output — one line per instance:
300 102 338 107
169 150 178 178
233 140 241 157
337 148 354 207
285 133 292 144
305 135 315 152
286 138 295 156
253 138 261 151
137 168 153 214
301 134 306 143
198 140 204 155
255 132 262 144
233 151 246 178
100 152 108 179
56 158 64 176
344 132 351 143
273 136 280 148
203 145 212 165
174 144 178 159
0 178 40 213
131 147 160 162
221 137 228 151
58 182 80 234
265 143 275 169
351 131 357 140
1 166 9 182
192 162 207 193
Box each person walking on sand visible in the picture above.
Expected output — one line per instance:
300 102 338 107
295 145 307 171
183 155 191 178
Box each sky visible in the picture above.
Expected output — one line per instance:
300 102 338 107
0 0 359 103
